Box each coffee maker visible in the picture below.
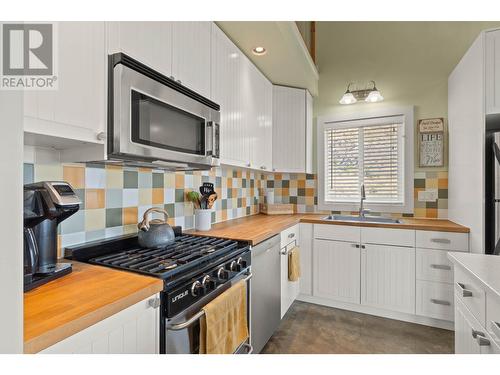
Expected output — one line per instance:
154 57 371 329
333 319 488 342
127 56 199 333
24 181 81 291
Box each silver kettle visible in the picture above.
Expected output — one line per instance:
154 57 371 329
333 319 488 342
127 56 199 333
137 208 175 248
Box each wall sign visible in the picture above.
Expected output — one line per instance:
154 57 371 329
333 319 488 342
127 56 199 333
418 118 444 167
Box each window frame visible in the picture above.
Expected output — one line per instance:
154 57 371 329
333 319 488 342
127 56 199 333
317 106 414 213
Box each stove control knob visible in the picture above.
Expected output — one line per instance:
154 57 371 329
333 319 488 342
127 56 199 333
202 275 217 291
228 260 241 272
190 280 203 297
236 257 247 269
216 267 228 280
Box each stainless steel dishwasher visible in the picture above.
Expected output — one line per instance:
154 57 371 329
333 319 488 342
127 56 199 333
250 234 281 353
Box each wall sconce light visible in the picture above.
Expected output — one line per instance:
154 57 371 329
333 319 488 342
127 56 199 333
339 81 384 105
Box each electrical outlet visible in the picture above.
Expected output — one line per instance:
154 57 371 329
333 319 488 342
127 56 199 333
418 189 438 202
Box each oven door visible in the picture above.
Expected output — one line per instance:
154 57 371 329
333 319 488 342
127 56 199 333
111 63 220 168
165 271 253 354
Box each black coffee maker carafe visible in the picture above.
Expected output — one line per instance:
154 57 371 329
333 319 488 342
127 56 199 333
24 181 81 291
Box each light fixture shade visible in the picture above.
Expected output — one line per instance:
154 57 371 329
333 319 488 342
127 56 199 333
339 92 357 105
365 90 384 103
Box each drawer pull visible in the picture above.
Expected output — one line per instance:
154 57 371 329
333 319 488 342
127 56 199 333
430 264 451 270
430 238 451 244
477 336 491 346
491 321 500 338
472 329 485 339
457 282 473 297
288 233 295 239
430 298 451 306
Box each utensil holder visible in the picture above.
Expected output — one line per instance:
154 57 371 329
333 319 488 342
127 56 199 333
194 209 212 231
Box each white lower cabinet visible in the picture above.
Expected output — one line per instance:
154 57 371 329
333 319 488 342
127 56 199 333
416 280 454 321
361 244 415 314
313 239 361 304
40 295 160 354
298 223 313 296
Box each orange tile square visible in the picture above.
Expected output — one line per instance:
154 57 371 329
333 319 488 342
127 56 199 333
63 165 85 189
305 196 314 205
227 178 233 188
232 188 237 197
85 189 105 209
152 188 164 204
237 170 242 178
438 178 448 189
282 187 289 196
175 173 184 188
274 188 282 197
167 218 175 226
426 178 438 189
242 197 247 206
274 173 282 180
298 180 306 188
123 207 138 225
414 208 426 218
306 188 315 197
222 210 227 221
426 208 438 218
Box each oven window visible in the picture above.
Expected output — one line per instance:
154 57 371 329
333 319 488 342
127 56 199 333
131 90 205 155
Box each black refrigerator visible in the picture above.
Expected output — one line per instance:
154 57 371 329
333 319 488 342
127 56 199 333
485 114 500 255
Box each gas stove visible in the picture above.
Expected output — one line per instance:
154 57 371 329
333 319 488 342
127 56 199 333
66 232 252 354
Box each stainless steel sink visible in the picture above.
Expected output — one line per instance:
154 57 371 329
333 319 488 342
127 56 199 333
322 215 402 224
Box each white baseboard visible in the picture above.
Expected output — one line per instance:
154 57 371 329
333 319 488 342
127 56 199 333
296 294 454 331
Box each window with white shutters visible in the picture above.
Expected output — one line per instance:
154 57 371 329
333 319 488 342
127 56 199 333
324 116 405 204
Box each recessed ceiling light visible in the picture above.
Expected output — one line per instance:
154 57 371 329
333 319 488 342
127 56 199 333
252 46 267 56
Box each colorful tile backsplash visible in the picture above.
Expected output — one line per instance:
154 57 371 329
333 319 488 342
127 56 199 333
23 162 448 256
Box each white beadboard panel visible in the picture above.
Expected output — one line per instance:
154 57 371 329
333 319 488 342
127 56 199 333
416 248 454 284
305 90 314 174
454 266 486 326
272 85 306 173
172 22 212 98
361 227 415 247
106 22 173 78
486 30 500 115
314 224 360 243
361 244 415 314
415 230 469 252
299 223 313 296
211 24 249 168
416 280 454 321
40 295 159 354
313 239 361 304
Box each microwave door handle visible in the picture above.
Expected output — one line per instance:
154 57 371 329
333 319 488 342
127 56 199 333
205 121 214 157
213 122 220 159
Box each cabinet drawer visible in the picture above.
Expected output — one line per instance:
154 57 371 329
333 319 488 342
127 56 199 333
454 266 486 326
486 293 500 348
416 280 454 321
416 230 468 251
314 224 360 243
361 227 414 247
281 224 299 248
416 248 454 283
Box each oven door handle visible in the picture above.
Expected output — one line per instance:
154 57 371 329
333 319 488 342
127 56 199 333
167 272 253 331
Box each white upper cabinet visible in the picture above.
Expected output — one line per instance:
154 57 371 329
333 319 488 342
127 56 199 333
211 24 248 168
272 85 313 173
172 22 212 98
211 24 273 170
24 22 106 144
486 29 500 115
107 22 173 78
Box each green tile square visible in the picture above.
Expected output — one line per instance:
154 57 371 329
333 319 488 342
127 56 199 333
152 173 164 188
414 179 425 188
75 189 85 210
124 170 138 188
216 176 222 188
267 180 274 188
438 189 448 199
164 203 175 218
426 201 438 209
222 199 227 209
175 189 185 202
106 208 123 228
237 198 242 207
250 179 255 188
282 180 290 188
290 196 298 204
298 188 306 196
232 170 237 178
246 207 251 215
242 179 247 188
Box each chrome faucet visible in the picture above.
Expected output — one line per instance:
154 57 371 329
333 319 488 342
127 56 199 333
359 184 369 218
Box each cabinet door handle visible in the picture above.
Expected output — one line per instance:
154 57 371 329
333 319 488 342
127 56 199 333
351 243 360 248
430 238 451 244
430 298 451 306
430 264 451 270
148 297 160 309
471 329 485 339
288 233 295 239
457 282 473 297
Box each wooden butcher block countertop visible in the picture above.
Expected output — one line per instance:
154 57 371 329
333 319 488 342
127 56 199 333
24 261 163 354
187 214 469 245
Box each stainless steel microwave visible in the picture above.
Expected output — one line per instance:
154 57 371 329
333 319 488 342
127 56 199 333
107 53 220 170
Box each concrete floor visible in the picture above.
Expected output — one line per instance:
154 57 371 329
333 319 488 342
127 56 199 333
261 301 454 354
